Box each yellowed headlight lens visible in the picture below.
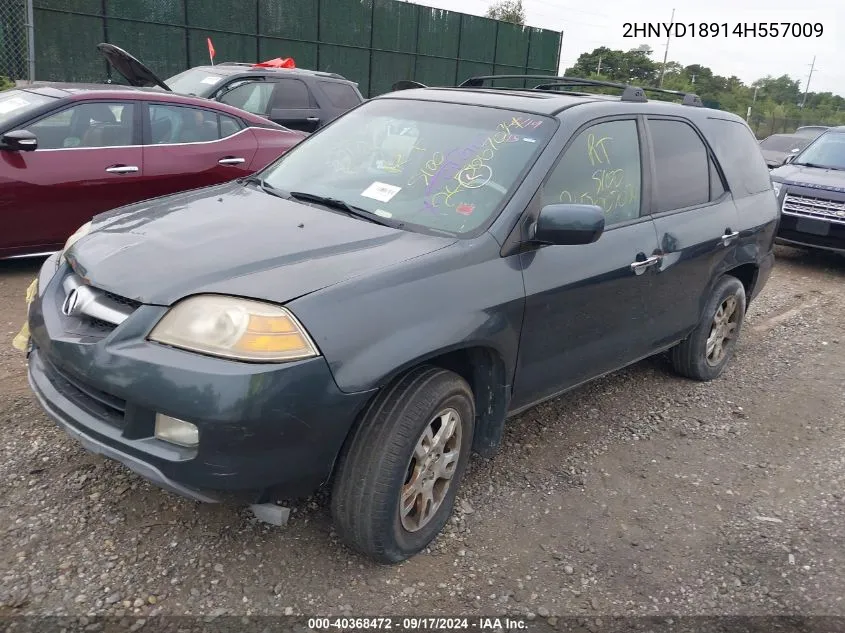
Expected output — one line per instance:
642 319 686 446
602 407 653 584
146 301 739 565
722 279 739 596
148 295 318 362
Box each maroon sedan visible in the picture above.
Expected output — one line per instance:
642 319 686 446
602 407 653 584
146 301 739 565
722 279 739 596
0 84 305 259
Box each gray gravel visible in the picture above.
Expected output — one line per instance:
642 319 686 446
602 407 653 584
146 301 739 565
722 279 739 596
1 245 844 621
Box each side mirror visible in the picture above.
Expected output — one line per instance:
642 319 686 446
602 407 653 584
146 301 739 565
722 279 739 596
531 203 605 246
782 154 795 165
1 130 38 152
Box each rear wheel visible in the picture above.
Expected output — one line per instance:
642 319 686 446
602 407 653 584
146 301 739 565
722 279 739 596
671 275 746 381
331 366 475 563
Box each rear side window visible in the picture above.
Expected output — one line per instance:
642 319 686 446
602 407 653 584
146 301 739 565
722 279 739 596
268 79 316 110
148 104 242 144
647 119 710 212
319 81 361 109
700 117 772 197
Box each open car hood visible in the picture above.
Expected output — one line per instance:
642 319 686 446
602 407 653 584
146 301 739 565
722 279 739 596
96 43 171 92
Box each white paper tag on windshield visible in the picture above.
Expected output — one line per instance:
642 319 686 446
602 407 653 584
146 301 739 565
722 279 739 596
374 209 393 218
201 76 221 85
361 181 401 203
0 97 29 114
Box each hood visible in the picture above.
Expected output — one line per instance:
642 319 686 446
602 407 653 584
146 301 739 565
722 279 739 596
97 43 171 91
769 163 845 193
760 149 788 166
67 182 456 306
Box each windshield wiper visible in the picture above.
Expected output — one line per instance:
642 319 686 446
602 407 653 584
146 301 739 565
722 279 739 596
288 191 393 226
793 162 842 170
241 175 292 201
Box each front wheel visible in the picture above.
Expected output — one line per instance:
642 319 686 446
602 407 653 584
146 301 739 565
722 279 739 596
331 366 475 563
671 275 747 381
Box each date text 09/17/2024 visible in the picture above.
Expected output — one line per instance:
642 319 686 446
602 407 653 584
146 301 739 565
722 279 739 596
307 617 529 630
623 22 823 38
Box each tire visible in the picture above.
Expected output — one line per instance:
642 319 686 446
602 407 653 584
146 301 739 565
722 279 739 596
671 275 747 381
331 365 475 564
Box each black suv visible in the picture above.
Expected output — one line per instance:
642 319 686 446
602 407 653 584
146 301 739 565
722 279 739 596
22 75 778 564
771 126 845 253
98 44 364 133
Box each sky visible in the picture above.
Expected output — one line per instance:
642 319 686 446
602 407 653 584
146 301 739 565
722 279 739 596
409 0 845 97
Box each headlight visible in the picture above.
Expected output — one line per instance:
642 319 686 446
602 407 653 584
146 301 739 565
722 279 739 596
57 221 92 268
772 181 783 198
148 295 319 362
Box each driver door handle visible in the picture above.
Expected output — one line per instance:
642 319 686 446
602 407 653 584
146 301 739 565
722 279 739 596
630 254 661 275
721 229 740 246
305 117 320 123
105 165 139 174
218 157 246 165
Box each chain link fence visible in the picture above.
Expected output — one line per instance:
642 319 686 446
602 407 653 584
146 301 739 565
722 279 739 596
748 113 844 139
0 0 33 85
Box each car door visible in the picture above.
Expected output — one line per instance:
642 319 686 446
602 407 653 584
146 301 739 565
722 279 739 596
511 117 665 411
263 78 321 133
1 100 143 253
140 102 259 199
644 116 742 345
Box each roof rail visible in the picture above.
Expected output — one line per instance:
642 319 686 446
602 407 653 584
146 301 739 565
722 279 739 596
461 74 702 106
216 62 254 67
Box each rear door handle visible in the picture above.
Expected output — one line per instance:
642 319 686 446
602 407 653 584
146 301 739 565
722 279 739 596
218 157 246 165
721 229 740 246
630 254 661 275
105 165 139 174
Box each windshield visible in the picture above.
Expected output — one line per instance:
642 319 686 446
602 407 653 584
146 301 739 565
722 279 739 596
259 99 556 235
793 131 845 170
760 135 809 153
0 89 56 127
164 68 227 95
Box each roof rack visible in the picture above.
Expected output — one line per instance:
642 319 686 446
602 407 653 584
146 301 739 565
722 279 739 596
459 74 702 106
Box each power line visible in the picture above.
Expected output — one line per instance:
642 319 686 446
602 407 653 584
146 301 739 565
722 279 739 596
801 56 816 107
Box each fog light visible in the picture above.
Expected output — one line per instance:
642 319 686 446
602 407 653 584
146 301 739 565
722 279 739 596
154 414 199 447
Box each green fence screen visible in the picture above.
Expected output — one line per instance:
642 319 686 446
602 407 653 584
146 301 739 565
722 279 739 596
31 0 562 97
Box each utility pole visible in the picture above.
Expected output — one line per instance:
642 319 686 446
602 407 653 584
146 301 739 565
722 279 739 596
659 8 675 88
800 56 816 108
596 55 602 76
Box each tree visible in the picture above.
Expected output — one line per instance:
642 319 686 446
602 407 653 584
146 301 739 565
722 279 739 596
485 0 526 25
561 45 845 129
565 47 657 84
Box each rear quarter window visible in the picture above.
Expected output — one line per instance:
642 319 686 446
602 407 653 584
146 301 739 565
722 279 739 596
700 117 772 198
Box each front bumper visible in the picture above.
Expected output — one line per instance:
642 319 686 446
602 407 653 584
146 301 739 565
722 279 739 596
776 214 845 253
26 256 373 503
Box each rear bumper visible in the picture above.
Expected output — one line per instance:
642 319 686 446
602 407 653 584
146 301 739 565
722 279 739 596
750 250 775 303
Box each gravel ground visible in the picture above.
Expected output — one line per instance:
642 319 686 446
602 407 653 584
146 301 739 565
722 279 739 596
0 246 843 625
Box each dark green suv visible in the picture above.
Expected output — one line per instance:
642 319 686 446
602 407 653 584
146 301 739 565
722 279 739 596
23 75 778 563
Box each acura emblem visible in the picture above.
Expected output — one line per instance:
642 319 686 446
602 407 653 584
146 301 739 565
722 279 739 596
61 288 81 316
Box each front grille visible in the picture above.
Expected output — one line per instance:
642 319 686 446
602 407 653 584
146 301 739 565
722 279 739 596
101 291 142 310
58 273 140 333
782 193 845 226
42 355 126 429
